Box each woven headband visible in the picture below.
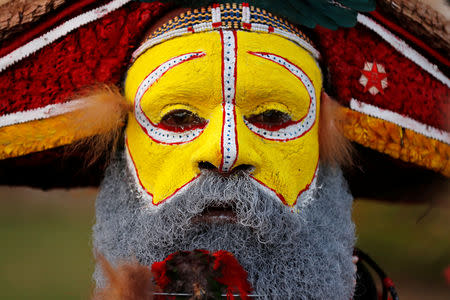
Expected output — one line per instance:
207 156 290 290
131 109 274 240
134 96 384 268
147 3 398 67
132 3 320 61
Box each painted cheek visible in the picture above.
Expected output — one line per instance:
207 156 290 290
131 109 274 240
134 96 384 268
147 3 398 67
124 119 203 206
247 125 320 207
231 31 323 207
125 90 227 208
236 56 320 206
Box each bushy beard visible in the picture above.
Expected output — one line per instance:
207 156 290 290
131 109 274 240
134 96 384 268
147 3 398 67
93 151 356 299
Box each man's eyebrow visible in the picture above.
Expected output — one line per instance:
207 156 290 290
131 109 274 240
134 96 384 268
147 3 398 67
135 52 206 111
248 51 303 73
247 51 317 92
149 88 204 99
137 51 206 93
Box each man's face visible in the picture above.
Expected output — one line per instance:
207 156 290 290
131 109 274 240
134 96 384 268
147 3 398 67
95 30 355 298
94 153 356 299
124 30 322 207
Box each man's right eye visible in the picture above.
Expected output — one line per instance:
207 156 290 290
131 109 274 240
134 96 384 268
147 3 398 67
245 109 293 130
159 109 207 132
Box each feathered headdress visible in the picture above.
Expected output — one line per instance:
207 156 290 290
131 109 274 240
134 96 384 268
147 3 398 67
140 0 376 29
0 0 448 201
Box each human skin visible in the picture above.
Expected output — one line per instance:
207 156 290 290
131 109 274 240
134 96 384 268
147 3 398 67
124 30 322 208
93 7 357 299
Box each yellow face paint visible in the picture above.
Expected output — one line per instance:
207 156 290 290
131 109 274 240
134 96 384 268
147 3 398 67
125 30 322 207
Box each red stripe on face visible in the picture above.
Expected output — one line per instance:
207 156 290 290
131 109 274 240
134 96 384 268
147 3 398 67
127 137 203 207
250 175 288 206
232 30 239 171
292 158 320 207
125 138 153 198
219 30 226 171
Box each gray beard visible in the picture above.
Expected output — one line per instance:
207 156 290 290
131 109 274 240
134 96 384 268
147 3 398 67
93 151 356 299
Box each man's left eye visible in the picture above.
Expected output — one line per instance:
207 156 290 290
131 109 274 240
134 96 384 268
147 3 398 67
245 110 292 130
159 109 207 132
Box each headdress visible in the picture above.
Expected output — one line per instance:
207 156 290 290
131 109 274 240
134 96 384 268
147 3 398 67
0 0 448 201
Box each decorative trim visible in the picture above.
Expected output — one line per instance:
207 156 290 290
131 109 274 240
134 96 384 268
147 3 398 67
341 107 450 177
357 14 450 88
134 28 193 58
134 52 207 145
0 108 100 159
244 52 317 141
270 27 319 59
359 62 388 96
0 0 99 58
350 98 450 145
0 0 132 72
241 3 251 26
132 3 320 62
211 3 222 27
369 11 450 68
0 99 85 128
219 30 238 172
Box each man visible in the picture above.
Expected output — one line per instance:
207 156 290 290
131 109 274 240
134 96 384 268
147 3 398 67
92 3 360 299
1 0 447 299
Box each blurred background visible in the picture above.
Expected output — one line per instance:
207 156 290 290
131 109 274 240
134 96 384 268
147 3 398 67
0 0 448 299
0 186 449 300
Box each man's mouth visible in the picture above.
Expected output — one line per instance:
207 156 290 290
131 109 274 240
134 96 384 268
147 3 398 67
191 204 237 224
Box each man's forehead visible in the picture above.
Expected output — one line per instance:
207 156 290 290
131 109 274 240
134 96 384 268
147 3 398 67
133 30 318 67
125 30 322 101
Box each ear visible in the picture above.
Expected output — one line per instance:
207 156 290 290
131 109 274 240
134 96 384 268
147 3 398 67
319 91 353 167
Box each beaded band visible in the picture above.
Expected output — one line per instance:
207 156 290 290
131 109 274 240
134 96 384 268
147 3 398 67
132 2 320 61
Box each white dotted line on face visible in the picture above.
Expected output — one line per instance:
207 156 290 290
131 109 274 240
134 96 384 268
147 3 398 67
244 52 317 141
220 30 238 172
134 52 206 145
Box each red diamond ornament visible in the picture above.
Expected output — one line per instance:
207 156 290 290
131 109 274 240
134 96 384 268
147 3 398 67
359 62 388 95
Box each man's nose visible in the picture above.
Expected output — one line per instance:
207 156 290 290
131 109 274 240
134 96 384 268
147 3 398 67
191 106 260 176
198 161 255 175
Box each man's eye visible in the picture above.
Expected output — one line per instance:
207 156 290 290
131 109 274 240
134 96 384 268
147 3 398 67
159 109 207 132
245 110 292 130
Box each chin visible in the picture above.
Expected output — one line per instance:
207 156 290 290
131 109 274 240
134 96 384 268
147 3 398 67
93 151 356 299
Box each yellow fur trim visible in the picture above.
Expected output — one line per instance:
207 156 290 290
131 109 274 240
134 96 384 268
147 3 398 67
0 87 129 160
341 107 450 177
0 111 102 159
